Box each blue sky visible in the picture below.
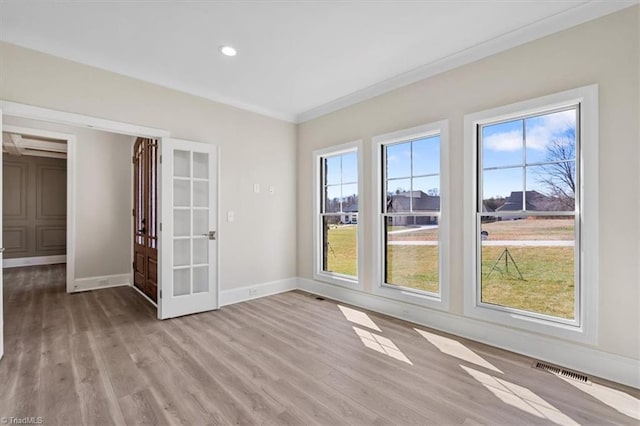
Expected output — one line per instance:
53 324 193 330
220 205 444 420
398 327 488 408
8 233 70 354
325 110 576 205
481 108 576 199
386 135 440 195
325 151 358 206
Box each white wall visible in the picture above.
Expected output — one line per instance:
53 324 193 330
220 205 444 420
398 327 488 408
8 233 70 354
298 7 639 362
3 116 134 280
0 41 298 291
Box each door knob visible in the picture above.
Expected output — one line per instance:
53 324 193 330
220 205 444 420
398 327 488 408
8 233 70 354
201 231 216 240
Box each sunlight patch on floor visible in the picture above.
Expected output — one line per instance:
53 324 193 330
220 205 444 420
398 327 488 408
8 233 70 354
338 305 381 331
462 366 579 426
415 328 503 373
352 326 412 365
560 377 640 420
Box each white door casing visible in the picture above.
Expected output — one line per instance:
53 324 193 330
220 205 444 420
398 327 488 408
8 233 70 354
159 138 219 319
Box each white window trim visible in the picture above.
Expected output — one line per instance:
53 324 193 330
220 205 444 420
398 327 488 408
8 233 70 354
312 140 364 289
463 85 598 344
372 120 450 311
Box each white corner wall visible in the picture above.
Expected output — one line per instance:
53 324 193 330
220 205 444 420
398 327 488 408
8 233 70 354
0 42 298 294
297 7 639 383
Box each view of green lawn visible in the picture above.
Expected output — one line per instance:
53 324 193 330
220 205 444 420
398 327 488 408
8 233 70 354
480 246 574 319
324 225 358 276
325 218 575 319
386 246 439 293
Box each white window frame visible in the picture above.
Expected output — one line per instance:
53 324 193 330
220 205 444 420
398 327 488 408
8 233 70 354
463 85 598 344
313 140 364 288
372 121 450 310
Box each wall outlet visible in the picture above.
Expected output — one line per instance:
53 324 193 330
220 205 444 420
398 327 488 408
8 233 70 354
249 288 258 296
227 211 235 222
253 183 260 193
268 185 275 194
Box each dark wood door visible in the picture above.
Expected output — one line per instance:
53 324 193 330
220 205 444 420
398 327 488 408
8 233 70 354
133 138 158 303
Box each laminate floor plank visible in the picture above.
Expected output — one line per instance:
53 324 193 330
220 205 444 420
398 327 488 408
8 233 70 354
1 265 638 426
119 388 171 426
144 328 256 425
239 296 504 424
70 331 120 426
189 308 390 425
176 315 363 426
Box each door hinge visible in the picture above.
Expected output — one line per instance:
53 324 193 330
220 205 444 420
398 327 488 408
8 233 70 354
132 208 135 216
159 289 163 299
159 155 163 164
159 222 162 231
132 156 135 164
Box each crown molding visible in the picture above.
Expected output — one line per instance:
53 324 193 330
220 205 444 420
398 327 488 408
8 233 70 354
296 1 638 124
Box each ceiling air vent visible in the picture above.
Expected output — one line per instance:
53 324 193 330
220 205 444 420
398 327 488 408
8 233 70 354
533 361 590 384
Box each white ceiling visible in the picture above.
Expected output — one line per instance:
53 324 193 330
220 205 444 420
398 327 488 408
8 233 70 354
0 1 636 123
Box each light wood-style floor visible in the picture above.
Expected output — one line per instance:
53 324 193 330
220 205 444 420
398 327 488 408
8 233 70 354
1 265 638 425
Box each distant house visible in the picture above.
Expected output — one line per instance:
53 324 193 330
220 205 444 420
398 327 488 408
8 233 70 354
496 190 573 216
340 200 358 224
387 191 439 226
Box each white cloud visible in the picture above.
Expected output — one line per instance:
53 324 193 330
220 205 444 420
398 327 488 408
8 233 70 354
484 109 575 152
484 129 522 152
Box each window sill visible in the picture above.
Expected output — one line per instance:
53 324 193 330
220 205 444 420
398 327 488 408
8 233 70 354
373 283 449 311
313 272 361 290
463 302 596 345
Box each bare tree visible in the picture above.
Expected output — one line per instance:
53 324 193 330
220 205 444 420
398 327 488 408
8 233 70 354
539 129 576 210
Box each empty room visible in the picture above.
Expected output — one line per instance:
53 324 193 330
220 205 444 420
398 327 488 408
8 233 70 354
0 1 639 425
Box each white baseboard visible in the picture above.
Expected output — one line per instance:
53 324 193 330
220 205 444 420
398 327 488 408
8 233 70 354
220 277 298 307
3 255 66 268
73 273 131 293
298 277 639 389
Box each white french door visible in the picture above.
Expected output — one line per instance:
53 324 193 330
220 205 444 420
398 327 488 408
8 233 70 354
159 138 218 319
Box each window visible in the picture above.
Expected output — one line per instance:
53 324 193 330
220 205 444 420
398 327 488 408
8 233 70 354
464 85 598 343
313 141 362 286
373 121 449 308
479 107 578 321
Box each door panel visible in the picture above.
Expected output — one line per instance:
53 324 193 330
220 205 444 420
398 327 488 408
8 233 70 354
133 137 158 303
159 138 218 319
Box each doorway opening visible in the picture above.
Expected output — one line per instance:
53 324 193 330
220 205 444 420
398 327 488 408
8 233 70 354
0 101 219 331
2 115 138 296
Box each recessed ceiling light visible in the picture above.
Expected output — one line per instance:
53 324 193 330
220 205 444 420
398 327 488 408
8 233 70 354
219 45 237 57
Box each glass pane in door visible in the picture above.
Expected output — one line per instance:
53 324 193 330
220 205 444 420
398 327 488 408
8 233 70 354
174 269 190 296
193 152 209 179
172 149 210 298
193 266 209 294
